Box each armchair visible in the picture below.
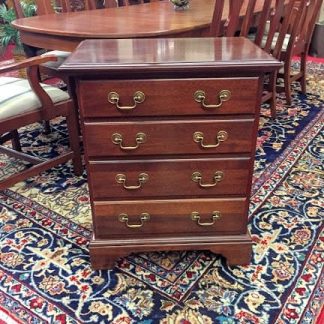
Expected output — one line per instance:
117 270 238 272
0 55 83 190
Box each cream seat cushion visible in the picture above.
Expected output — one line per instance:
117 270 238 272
0 77 70 120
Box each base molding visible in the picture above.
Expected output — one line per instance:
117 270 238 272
89 234 253 269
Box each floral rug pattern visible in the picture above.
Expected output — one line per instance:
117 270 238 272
0 68 323 322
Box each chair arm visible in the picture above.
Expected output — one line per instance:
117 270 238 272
0 55 57 74
27 55 65 118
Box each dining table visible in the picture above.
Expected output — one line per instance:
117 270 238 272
11 0 272 52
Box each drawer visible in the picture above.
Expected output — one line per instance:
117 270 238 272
78 78 259 118
88 157 251 199
84 119 255 157
93 198 248 238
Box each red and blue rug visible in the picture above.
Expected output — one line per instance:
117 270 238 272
0 67 323 322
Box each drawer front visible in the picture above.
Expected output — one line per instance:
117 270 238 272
93 198 248 238
88 157 251 199
84 119 254 157
79 78 259 118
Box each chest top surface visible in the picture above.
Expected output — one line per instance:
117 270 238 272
59 37 281 76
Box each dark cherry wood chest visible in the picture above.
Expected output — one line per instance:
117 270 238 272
60 37 281 269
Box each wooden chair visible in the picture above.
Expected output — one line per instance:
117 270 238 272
210 0 296 118
0 54 83 190
12 0 117 133
277 0 322 105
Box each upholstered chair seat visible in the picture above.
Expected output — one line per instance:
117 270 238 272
0 77 70 120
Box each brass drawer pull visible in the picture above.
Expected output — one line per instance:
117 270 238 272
194 90 231 109
108 91 145 110
112 132 146 151
193 130 228 148
191 211 221 226
119 212 150 228
191 171 224 188
116 173 149 190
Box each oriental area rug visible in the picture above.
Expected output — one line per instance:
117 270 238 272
0 62 323 323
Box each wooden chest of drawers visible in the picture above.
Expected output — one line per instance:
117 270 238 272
60 38 281 269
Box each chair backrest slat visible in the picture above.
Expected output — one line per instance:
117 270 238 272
226 0 245 36
253 0 272 46
239 0 258 37
262 0 287 55
12 0 25 18
272 1 296 58
210 0 225 36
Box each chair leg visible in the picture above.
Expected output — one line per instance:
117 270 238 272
43 120 51 134
66 108 83 176
10 130 22 151
300 52 307 94
284 62 292 106
269 71 277 119
0 130 21 151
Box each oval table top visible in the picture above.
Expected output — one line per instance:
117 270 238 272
11 0 272 51
13 0 216 51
